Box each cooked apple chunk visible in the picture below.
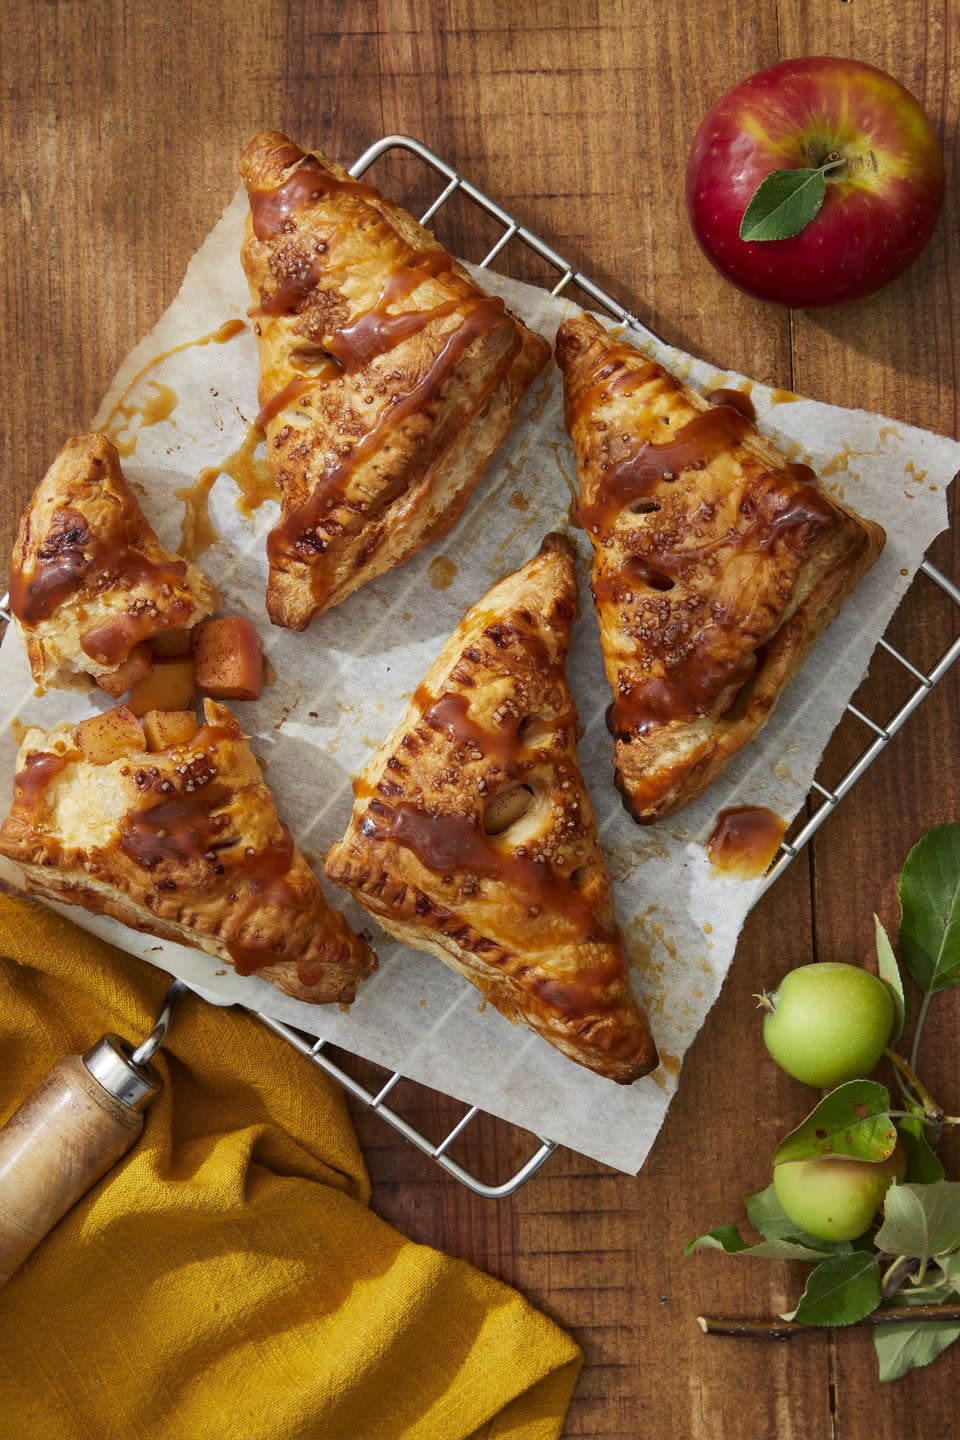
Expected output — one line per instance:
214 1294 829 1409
150 628 193 658
95 645 152 698
193 617 263 700
142 708 199 752
74 705 146 764
127 657 196 717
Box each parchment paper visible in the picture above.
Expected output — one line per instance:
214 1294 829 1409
1 187 958 1173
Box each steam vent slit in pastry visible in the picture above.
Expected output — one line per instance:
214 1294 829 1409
554 313 886 822
9 434 218 692
239 131 550 630
325 533 658 1084
0 700 376 1005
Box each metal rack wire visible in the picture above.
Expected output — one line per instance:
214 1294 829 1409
3 134 959 1197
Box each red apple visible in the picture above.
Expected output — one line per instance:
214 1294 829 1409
686 57 945 307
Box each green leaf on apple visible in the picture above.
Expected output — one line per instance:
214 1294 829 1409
874 1182 960 1266
937 1252 960 1292
773 1080 897 1166
744 1185 852 1253
739 166 829 242
898 1111 945 1185
874 913 906 1041
684 1222 829 1262
783 1252 882 1327
875 1267 960 1388
874 1302 960 1383
898 823 960 995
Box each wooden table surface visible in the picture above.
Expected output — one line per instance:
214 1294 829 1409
3 3 958 1437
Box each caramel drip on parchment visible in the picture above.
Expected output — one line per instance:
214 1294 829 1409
100 319 246 457
707 806 786 879
176 423 279 560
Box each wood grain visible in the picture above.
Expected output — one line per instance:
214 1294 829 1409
0 1055 143 1286
0 2 956 1436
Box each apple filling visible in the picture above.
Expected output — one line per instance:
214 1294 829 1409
74 704 204 765
93 614 264 711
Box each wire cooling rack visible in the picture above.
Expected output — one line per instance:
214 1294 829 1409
3 134 959 1198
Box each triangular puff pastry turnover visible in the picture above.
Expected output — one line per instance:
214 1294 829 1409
0 700 376 1005
240 131 550 630
325 534 658 1083
555 313 886 822
9 434 218 693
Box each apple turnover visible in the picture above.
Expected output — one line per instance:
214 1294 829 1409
240 131 550 630
9 434 218 694
555 313 885 822
0 700 376 1005
325 533 658 1083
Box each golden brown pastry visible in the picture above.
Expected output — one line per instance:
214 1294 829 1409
9 434 218 692
239 131 550 630
555 313 886 822
325 533 658 1083
0 699 376 1004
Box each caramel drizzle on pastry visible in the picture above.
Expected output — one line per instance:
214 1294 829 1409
416 689 524 776
253 251 465 426
375 802 618 940
246 150 514 603
578 404 755 532
265 294 510 597
572 360 837 738
246 156 373 319
116 720 308 978
11 749 78 816
223 826 299 975
360 687 625 1002
368 800 627 1017
9 504 189 667
247 154 381 242
326 258 461 371
704 387 756 422
119 783 233 868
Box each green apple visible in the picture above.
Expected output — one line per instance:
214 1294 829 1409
774 1145 906 1241
761 962 894 1088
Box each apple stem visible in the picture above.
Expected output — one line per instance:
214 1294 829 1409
806 150 847 177
884 1047 942 1121
881 1255 913 1297
753 991 775 1014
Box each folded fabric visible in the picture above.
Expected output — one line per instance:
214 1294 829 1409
0 892 581 1440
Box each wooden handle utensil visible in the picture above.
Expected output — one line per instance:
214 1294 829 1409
0 980 184 1286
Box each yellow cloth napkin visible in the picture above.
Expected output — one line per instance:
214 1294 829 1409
0 892 581 1440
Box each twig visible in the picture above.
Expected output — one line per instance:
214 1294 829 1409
697 1306 960 1341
